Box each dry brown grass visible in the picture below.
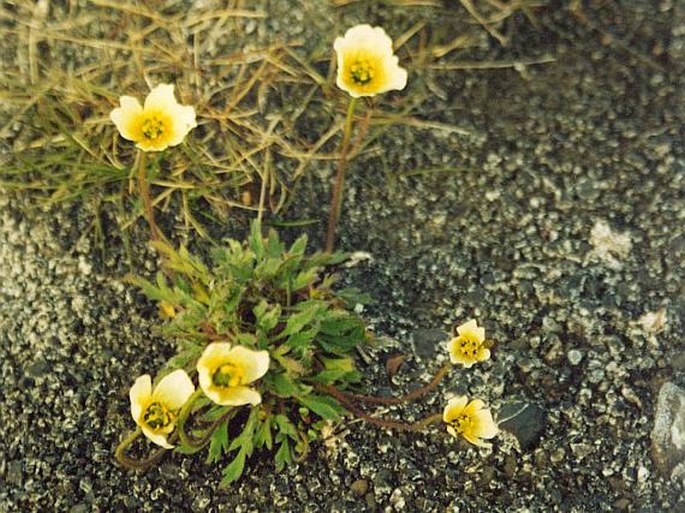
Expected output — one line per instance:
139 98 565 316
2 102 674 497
0 0 548 241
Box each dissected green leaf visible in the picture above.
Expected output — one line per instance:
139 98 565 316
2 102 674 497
255 417 273 450
265 372 302 398
297 394 344 422
221 448 246 487
274 414 299 440
278 301 324 339
284 327 318 353
290 268 320 291
265 228 284 258
255 300 282 334
274 439 292 472
127 220 376 480
206 421 229 464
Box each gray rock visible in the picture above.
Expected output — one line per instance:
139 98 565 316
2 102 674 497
651 382 685 484
498 401 547 450
410 328 446 360
6 460 22 487
567 349 583 366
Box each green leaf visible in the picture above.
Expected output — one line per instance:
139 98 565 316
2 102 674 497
311 369 352 384
227 407 258 451
254 257 282 280
265 372 301 398
284 328 318 353
320 356 355 372
297 394 343 421
206 421 229 464
220 449 246 487
274 439 292 472
290 268 320 291
126 275 168 303
255 417 273 450
274 414 298 440
249 220 265 259
257 302 281 334
278 302 323 339
317 311 365 354
164 345 202 370
288 234 308 256
336 287 376 306
265 228 284 258
235 332 258 346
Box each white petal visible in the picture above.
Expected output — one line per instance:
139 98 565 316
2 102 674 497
464 399 486 416
474 410 499 439
463 431 491 448
144 83 178 111
198 342 234 369
443 395 468 422
166 104 197 147
141 426 174 449
457 319 485 342
339 24 393 53
205 385 262 406
110 96 142 141
228 346 270 384
152 369 194 410
383 60 407 92
130 374 152 423
456 319 478 335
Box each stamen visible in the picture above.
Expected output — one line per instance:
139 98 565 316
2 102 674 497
143 402 173 430
212 363 243 387
450 414 472 434
141 116 165 140
350 59 373 85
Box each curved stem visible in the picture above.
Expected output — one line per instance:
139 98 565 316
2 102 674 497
293 429 310 462
114 427 168 470
320 362 451 406
177 390 237 450
322 384 442 432
325 97 358 253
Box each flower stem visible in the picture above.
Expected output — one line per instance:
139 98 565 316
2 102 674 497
320 383 443 432
176 390 236 451
114 428 167 470
325 97 358 253
320 362 451 406
136 151 161 242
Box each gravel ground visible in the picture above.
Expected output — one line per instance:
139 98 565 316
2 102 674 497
1 1 684 512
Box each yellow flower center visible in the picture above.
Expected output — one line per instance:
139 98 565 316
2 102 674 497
143 401 174 430
350 59 374 85
141 115 166 141
449 413 474 435
457 336 481 358
212 362 244 388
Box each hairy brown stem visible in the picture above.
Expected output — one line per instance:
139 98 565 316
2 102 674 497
114 428 169 470
176 392 237 451
325 97 358 253
320 384 443 432
321 362 451 406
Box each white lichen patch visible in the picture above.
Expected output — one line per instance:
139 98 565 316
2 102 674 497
637 307 667 333
587 220 632 269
